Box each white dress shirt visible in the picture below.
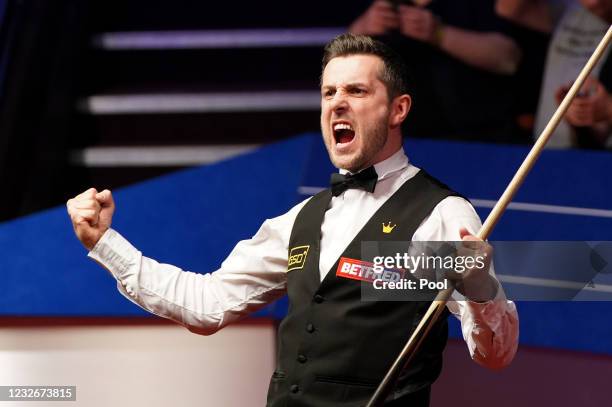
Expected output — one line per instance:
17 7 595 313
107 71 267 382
89 148 518 370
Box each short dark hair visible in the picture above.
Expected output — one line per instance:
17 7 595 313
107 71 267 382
321 33 411 99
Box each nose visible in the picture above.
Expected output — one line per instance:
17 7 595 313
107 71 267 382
329 90 349 114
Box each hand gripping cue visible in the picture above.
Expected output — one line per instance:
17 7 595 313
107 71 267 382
366 25 612 407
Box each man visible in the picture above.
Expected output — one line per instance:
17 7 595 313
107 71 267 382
67 34 518 406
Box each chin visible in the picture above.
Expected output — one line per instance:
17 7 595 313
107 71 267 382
330 156 350 170
332 155 363 172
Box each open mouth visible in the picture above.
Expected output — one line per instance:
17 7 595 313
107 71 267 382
333 122 355 145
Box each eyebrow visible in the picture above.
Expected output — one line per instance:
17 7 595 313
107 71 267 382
321 82 369 90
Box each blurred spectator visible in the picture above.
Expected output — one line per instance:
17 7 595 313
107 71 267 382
349 0 525 143
497 0 612 149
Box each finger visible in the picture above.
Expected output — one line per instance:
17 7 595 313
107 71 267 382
459 227 472 240
398 5 419 12
574 116 592 126
399 7 426 19
401 12 424 21
462 239 486 252
71 199 101 211
576 107 592 117
384 20 400 30
400 17 422 29
458 238 486 254
571 107 589 119
382 15 400 27
401 19 427 33
582 75 595 88
96 189 114 207
444 270 464 281
401 25 420 35
374 0 396 11
593 79 605 94
74 209 98 225
378 10 399 20
76 187 98 200
567 115 587 127
579 85 596 97
573 119 589 126
376 14 399 27
70 206 100 220
67 200 97 217
571 98 591 107
459 228 488 253
411 26 428 37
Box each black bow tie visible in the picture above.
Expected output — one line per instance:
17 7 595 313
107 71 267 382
330 166 378 197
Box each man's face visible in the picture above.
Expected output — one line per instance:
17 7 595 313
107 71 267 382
320 54 393 172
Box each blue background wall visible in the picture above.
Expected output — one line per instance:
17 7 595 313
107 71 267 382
1 134 612 354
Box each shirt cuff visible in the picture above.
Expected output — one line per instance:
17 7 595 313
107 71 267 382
464 281 511 323
88 228 140 280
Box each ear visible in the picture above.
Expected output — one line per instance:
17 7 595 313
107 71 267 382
389 94 411 128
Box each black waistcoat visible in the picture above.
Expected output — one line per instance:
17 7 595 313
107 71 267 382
266 170 458 407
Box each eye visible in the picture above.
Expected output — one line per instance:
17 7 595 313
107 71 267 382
350 88 366 95
322 89 335 98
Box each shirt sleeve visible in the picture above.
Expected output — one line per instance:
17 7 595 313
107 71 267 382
413 196 519 369
88 199 309 335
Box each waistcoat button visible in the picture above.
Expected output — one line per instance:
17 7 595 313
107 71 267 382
306 323 315 333
290 384 299 394
297 354 307 363
314 294 324 303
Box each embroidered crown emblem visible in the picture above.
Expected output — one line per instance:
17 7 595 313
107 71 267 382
382 222 396 234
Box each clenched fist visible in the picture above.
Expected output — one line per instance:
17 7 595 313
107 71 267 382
349 1 399 36
66 188 115 250
557 77 612 128
398 5 440 45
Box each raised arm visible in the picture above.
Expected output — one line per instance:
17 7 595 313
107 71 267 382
67 188 305 335
398 4 523 75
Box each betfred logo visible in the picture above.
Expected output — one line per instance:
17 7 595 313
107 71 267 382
336 257 405 283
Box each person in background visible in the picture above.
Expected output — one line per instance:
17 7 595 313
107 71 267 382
497 0 612 149
349 0 525 143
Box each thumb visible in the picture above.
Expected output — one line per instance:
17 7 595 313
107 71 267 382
583 75 596 88
459 227 472 240
581 76 598 97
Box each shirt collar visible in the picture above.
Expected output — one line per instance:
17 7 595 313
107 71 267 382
339 148 409 181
